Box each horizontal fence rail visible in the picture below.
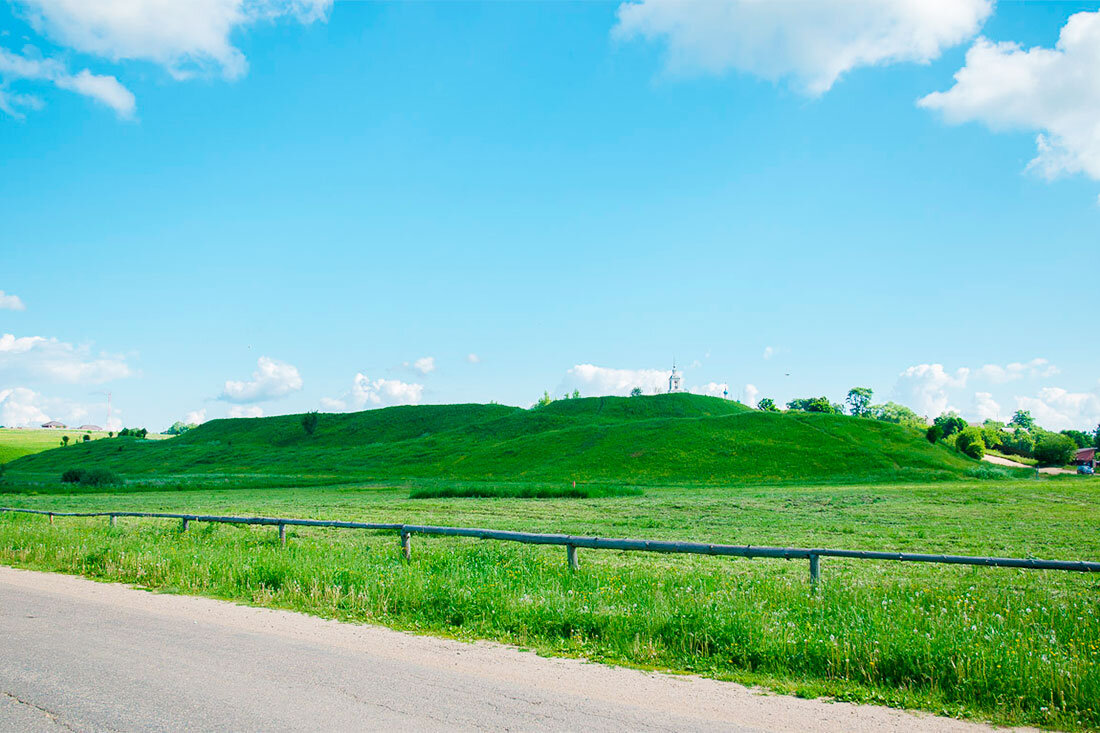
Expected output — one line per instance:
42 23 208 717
3 506 1099 584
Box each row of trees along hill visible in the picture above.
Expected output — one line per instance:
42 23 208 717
926 409 1096 466
746 387 1093 467
55 427 148 447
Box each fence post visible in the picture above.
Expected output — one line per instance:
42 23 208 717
181 518 189 532
109 514 116 528
809 553 820 587
48 513 54 525
278 523 286 547
401 529 411 561
566 544 579 572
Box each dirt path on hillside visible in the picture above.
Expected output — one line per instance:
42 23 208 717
0 566 1038 732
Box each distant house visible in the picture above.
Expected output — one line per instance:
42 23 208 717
41 420 66 429
1075 447 1097 469
77 424 102 431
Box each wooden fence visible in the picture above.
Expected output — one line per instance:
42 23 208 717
3 506 1099 584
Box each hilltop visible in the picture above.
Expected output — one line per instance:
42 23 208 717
2 393 991 487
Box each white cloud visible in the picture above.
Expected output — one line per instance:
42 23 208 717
219 356 302 403
976 357 1059 383
743 383 759 406
561 363 671 396
0 46 134 118
0 386 112 428
411 356 435 375
1015 387 1100 432
183 408 207 425
227 405 263 418
467 353 480 364
762 346 774 360
14 0 332 81
972 391 1003 422
0 290 26 311
920 11 1100 183
0 332 133 383
893 363 969 417
691 381 729 398
0 387 50 427
614 0 990 95
323 373 424 411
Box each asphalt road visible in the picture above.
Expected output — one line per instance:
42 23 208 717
0 567 1028 732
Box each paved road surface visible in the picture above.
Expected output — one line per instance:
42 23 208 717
0 567 1030 732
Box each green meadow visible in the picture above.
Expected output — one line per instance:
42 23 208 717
1 395 1096 729
0 427 170 464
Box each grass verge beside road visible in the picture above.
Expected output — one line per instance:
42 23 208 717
1 479 1097 730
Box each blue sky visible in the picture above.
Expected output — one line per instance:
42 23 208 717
1 0 1098 432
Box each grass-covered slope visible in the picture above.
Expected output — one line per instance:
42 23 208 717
3 394 988 486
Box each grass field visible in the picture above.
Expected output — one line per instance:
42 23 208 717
1 477 1097 730
0 428 170 464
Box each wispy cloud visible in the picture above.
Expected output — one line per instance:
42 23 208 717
0 332 133 383
0 46 134 118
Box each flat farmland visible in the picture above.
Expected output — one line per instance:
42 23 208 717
1 477 1097 730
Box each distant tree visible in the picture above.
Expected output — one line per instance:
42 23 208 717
165 421 197 436
1034 433 1076 467
1002 429 1035 459
1060 429 1091 449
82 434 91 443
845 387 873 417
629 387 643 398
981 420 1007 450
571 389 581 399
954 427 986 460
786 397 837 413
868 402 925 429
756 397 779 412
926 425 944 443
61 435 69 446
108 431 115 438
1009 409 1035 431
534 390 553 408
301 411 319 436
933 412 968 439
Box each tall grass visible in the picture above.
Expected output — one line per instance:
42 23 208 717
408 485 642 499
1 512 1096 730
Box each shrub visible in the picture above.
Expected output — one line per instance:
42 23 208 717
926 425 944 443
955 427 986 460
629 387 643 397
1034 434 1076 467
301 411 320 436
786 397 837 413
81 468 121 487
60 468 121 487
756 397 779 412
933 413 968 438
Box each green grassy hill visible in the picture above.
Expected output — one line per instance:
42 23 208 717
2 393 992 487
